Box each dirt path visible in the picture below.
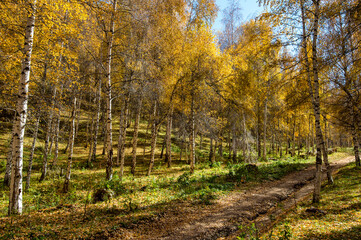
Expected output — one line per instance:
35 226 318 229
131 156 353 240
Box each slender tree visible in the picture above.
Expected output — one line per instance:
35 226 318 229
9 0 37 215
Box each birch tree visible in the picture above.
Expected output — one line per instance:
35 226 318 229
9 0 37 215
105 0 117 181
63 97 77 193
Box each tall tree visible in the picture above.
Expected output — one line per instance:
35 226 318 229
105 0 117 181
9 0 37 215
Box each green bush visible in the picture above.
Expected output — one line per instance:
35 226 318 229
195 187 217 205
177 172 192 187
228 163 258 182
95 177 126 196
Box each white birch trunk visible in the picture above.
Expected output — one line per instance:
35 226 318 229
147 101 159 176
131 99 142 176
51 98 61 169
87 114 94 167
40 87 57 182
105 0 117 180
9 0 36 215
300 0 330 204
91 75 102 163
63 97 76 193
118 96 129 179
310 0 333 186
165 106 173 168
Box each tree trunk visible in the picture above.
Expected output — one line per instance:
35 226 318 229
312 121 315 154
179 139 183 162
300 0 331 204
271 125 275 155
105 0 117 181
232 130 237 163
75 97 81 138
307 116 311 158
190 93 196 174
165 107 173 168
87 114 94 167
131 99 142 176
228 132 232 160
199 134 203 151
91 73 102 164
310 0 333 185
257 101 261 159
263 99 267 161
351 109 361 166
9 0 36 215
118 96 129 179
40 87 57 182
160 134 166 159
147 102 159 176
291 117 295 157
102 110 107 156
4 114 16 187
298 123 301 156
85 120 89 149
48 124 55 155
142 117 151 163
25 115 40 191
63 97 76 193
209 138 214 166
218 136 223 157
117 101 125 166
185 139 189 164
51 108 60 169
323 115 328 151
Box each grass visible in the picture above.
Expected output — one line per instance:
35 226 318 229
262 164 361 240
0 152 351 239
0 117 355 239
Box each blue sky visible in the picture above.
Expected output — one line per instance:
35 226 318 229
213 0 264 32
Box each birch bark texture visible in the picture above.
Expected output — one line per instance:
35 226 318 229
105 0 117 181
118 96 129 179
63 97 77 193
300 0 332 204
310 0 333 186
9 0 37 215
147 101 159 176
165 107 173 168
131 99 142 176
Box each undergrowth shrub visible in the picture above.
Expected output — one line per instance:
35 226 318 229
195 186 217 205
228 163 259 182
259 161 305 180
177 172 192 187
95 176 126 196
210 161 222 168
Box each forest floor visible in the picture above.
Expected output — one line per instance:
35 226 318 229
133 156 354 240
0 154 355 239
0 120 357 239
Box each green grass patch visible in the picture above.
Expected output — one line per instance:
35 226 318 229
264 164 361 240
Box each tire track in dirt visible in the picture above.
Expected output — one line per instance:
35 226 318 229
151 157 353 240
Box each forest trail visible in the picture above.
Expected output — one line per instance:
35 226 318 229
132 157 353 240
